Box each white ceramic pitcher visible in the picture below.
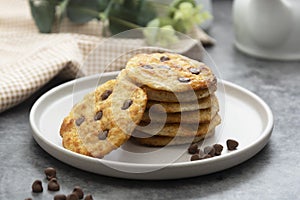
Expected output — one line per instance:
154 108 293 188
233 0 300 60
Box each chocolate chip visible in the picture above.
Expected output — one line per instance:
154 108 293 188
204 146 215 156
202 154 212 159
190 154 201 161
66 193 79 200
141 65 153 69
188 144 199 154
25 198 32 200
32 180 43 193
157 65 170 70
160 56 170 62
189 67 201 75
98 130 109 140
94 110 103 121
227 139 239 150
178 77 190 83
54 194 67 200
48 178 60 191
44 167 56 180
213 144 223 156
121 99 133 110
101 90 112 100
73 186 84 199
84 194 93 200
198 148 205 157
75 117 85 126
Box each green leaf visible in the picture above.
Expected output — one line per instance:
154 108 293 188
56 0 69 25
170 0 196 8
29 0 56 33
108 0 156 35
136 0 156 26
66 0 108 24
109 16 141 35
107 2 138 35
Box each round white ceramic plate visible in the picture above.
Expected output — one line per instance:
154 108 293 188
30 71 273 180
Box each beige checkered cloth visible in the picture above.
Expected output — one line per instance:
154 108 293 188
0 0 204 113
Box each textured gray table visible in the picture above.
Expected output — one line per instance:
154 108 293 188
1 0 300 199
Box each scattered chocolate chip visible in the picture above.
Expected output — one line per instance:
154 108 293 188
101 90 112 100
98 130 109 140
188 144 199 154
160 56 170 62
24 198 32 200
66 193 79 200
227 139 239 150
213 144 223 156
178 77 190 83
84 194 93 200
204 146 215 156
190 154 201 161
202 154 212 159
141 65 153 69
94 110 103 121
44 167 56 180
189 67 201 75
198 148 205 157
75 117 85 126
54 194 67 200
157 65 170 70
121 99 133 110
48 178 60 191
72 186 84 199
32 180 43 193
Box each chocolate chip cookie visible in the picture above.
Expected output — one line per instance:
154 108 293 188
60 71 147 158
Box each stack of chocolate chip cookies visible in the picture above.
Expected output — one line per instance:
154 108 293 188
125 53 221 146
60 52 221 158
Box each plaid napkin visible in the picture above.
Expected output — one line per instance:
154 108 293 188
0 0 206 113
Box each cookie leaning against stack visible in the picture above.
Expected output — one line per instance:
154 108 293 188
60 71 147 158
125 53 221 146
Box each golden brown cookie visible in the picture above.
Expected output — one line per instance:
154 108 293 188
136 114 221 137
125 53 216 92
60 73 147 158
146 95 218 113
132 131 215 147
144 84 217 102
141 106 219 124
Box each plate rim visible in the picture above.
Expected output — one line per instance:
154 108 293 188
29 72 274 171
